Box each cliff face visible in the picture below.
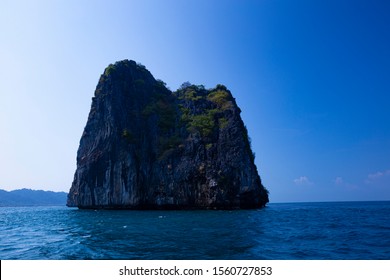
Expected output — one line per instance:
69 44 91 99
67 60 269 209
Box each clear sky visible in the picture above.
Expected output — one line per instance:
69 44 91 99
1 0 389 202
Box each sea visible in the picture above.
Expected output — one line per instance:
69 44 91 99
0 201 389 260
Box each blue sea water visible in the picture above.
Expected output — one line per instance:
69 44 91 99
0 201 389 260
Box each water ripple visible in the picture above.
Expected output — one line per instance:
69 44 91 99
1 202 390 259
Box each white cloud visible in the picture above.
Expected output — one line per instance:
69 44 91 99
366 169 390 184
334 176 344 185
333 176 357 190
293 176 313 186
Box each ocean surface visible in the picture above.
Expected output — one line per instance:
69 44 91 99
1 201 389 260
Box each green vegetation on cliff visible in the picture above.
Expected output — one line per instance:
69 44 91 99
177 84 233 138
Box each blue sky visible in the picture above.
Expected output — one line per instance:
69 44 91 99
1 0 389 202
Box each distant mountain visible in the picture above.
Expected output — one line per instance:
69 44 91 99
0 189 67 206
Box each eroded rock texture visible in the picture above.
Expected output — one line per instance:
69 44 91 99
67 60 269 209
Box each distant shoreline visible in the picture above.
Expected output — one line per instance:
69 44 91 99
0 188 67 207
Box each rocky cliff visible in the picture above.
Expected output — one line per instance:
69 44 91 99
67 60 269 209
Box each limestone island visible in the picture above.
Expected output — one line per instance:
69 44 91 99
67 60 269 209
